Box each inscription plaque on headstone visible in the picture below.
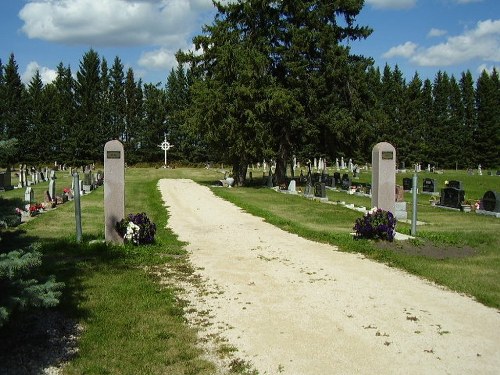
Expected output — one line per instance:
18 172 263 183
104 140 125 244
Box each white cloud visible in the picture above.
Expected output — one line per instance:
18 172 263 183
365 0 416 9
383 42 418 58
383 19 500 67
428 28 447 37
138 48 179 72
477 64 499 75
21 61 57 85
411 19 500 66
19 0 214 47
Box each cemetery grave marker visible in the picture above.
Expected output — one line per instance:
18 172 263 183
402 177 412 191
422 178 437 193
104 140 125 244
439 187 465 209
314 182 326 199
447 180 462 190
482 191 500 212
371 142 396 214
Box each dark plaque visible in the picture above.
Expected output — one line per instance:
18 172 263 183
107 151 121 159
381 151 394 160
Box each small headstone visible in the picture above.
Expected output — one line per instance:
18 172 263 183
314 182 326 198
447 180 462 190
0 167 13 191
48 170 56 201
422 178 437 193
481 191 500 212
402 178 412 191
395 185 405 202
24 186 34 204
333 172 341 187
439 187 465 209
341 175 351 190
288 179 296 193
104 140 125 244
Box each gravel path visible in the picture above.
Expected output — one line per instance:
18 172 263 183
159 179 500 375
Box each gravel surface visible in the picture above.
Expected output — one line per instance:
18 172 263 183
159 178 500 375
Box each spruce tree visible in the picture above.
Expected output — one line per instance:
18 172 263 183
460 71 476 167
475 69 500 168
75 49 102 163
2 54 26 160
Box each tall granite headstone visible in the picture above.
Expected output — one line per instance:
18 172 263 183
104 140 125 244
372 142 396 214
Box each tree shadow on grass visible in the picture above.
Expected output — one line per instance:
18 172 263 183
0 237 125 374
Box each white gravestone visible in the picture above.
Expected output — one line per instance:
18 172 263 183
371 142 396 214
104 140 125 244
48 170 56 201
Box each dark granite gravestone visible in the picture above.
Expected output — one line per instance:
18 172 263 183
402 178 412 191
333 172 341 187
341 175 351 190
496 170 500 176
439 187 465 209
314 182 326 198
422 178 437 193
447 180 462 190
0 168 13 191
482 191 500 212
304 161 313 196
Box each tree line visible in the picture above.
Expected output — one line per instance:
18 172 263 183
0 0 499 185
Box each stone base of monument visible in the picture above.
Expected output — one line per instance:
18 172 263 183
395 201 407 220
476 209 500 218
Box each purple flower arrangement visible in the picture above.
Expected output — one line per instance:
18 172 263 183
353 208 396 242
116 212 157 245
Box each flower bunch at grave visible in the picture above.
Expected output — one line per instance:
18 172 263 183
353 208 396 241
116 212 156 245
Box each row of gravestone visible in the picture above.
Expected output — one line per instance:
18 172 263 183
0 165 55 191
298 171 361 191
402 178 465 193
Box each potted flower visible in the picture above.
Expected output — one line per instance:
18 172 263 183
116 212 157 245
353 208 397 242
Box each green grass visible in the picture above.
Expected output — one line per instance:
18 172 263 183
0 166 499 374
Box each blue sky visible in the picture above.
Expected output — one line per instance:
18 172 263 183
0 0 498 86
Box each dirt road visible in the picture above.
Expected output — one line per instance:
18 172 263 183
158 179 499 375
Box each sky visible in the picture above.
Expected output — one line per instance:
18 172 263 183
0 0 498 86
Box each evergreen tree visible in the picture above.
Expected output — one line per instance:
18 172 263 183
2 54 26 160
51 63 75 163
0 245 64 328
420 78 434 165
181 0 372 184
460 70 476 167
110 56 126 141
447 76 464 168
475 69 500 168
139 83 167 162
99 57 113 144
75 49 102 163
404 72 424 165
25 70 47 162
124 69 143 162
